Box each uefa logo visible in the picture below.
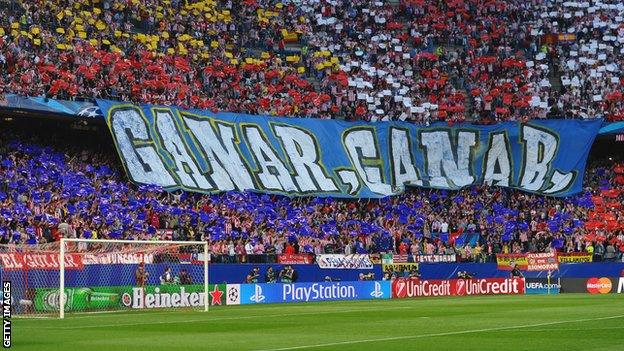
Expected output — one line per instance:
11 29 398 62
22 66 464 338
392 279 407 298
455 279 466 296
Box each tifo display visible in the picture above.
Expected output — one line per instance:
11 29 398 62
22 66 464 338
101 101 601 198
1 0 624 124
0 0 621 321
2 126 622 262
1 0 624 349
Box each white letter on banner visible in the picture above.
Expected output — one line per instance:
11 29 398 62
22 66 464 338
154 110 213 190
543 171 574 194
109 108 176 187
182 116 254 191
343 129 393 195
272 125 338 192
483 132 511 186
243 126 298 192
520 126 558 191
420 131 476 188
390 128 422 187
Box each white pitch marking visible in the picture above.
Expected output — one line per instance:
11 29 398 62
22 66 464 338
18 306 414 329
254 314 624 351
498 326 624 332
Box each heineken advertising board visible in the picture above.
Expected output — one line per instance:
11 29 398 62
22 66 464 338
33 284 226 312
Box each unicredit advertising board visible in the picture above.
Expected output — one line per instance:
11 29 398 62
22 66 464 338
226 281 391 305
392 278 525 298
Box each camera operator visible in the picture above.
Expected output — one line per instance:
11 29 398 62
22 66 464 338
265 266 277 283
457 271 473 279
359 272 375 281
246 267 260 283
510 263 524 278
408 267 421 279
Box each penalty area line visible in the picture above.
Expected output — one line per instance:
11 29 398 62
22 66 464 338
254 314 624 351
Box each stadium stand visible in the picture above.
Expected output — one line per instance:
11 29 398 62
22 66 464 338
534 1 624 121
0 0 621 122
1 126 623 261
3 3 624 349
0 0 623 261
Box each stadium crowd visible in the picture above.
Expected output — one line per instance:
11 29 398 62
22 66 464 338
0 129 623 262
0 0 622 123
0 0 623 261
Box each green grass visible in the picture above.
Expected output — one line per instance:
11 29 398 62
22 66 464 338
12 294 624 351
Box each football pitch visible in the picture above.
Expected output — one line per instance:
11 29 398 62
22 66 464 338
12 294 624 351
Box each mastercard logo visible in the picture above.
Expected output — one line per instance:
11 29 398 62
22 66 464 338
586 277 612 294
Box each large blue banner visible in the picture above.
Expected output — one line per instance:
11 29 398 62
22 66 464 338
97 99 602 197
232 281 390 305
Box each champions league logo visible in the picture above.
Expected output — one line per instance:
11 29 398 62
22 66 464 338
228 287 239 303
76 105 103 118
455 279 466 296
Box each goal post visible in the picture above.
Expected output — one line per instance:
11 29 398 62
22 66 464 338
0 239 210 318
60 239 210 318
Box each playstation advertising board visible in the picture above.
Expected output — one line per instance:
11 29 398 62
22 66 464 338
225 281 391 305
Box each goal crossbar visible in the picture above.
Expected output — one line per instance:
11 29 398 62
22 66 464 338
61 239 207 245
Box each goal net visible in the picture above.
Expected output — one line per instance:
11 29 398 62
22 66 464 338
0 239 209 318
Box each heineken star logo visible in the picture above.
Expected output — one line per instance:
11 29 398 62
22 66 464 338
209 285 223 305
